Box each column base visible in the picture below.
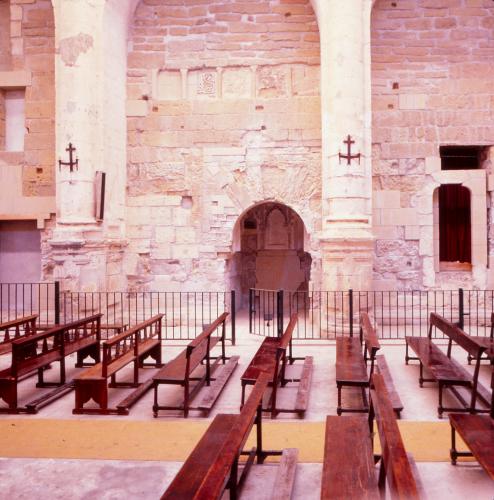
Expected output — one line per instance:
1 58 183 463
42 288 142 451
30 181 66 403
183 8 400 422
320 228 374 291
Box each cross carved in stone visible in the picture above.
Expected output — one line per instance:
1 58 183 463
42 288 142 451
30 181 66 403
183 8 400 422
58 142 79 172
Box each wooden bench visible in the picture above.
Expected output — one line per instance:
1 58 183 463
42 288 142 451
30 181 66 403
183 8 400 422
161 372 298 499
152 312 238 418
73 314 163 415
322 373 422 499
240 313 313 418
449 370 494 480
406 312 491 417
38 322 127 340
466 312 494 364
0 314 38 355
336 313 403 416
0 314 102 414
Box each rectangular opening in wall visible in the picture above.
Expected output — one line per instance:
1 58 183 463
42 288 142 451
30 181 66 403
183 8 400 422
5 89 25 151
440 146 483 170
439 184 472 271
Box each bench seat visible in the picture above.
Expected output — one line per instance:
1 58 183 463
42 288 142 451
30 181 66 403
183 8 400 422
335 337 368 385
77 338 160 381
406 336 471 384
162 414 237 498
240 337 281 383
449 414 494 480
154 336 220 383
321 415 379 499
375 354 403 417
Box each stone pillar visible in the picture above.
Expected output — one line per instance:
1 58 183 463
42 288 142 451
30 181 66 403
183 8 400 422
317 0 374 291
54 0 104 224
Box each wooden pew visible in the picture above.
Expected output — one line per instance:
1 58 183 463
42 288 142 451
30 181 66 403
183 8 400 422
0 314 102 414
240 313 313 418
336 313 403 416
321 373 422 499
73 314 163 415
152 312 238 417
161 372 298 500
0 315 38 355
466 312 494 364
406 312 491 417
449 370 494 480
38 322 128 340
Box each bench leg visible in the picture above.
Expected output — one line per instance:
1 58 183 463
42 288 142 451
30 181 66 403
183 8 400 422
0 379 18 411
419 362 424 388
405 342 409 365
228 457 239 500
438 382 444 419
153 383 159 418
450 425 457 465
337 384 342 416
240 382 246 411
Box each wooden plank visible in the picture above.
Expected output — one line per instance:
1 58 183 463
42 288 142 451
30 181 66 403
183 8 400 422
321 416 379 500
294 356 313 412
241 337 280 383
24 382 74 413
375 355 403 416
116 377 155 414
335 337 368 384
197 355 239 410
449 414 494 480
271 448 298 500
407 453 428 500
161 414 237 499
371 374 421 499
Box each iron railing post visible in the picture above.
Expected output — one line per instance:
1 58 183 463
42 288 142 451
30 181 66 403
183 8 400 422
231 290 236 345
54 281 60 325
349 289 354 337
458 288 464 330
277 289 284 337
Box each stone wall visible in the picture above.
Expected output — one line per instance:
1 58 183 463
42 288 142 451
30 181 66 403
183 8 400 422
371 0 494 290
125 0 322 291
0 0 10 70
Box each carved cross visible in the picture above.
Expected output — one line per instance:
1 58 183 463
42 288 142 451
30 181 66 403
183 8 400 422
339 135 361 165
58 142 79 172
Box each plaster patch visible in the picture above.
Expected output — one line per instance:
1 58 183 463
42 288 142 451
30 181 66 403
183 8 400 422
59 33 94 67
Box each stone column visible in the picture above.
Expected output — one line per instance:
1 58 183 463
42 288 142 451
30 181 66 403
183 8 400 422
317 0 374 291
53 0 104 224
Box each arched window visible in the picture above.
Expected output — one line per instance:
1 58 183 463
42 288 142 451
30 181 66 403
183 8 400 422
439 184 471 267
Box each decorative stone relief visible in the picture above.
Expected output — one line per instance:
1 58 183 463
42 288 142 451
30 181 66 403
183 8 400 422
189 69 217 99
256 65 289 98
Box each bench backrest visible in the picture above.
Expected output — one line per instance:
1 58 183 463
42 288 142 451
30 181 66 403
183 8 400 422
429 312 485 358
189 373 271 499
370 373 421 499
0 314 38 346
185 312 229 377
11 314 102 377
102 314 163 377
360 311 380 354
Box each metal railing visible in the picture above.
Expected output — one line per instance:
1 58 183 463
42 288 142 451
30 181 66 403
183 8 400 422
249 288 494 340
0 282 59 326
59 290 236 343
0 284 235 344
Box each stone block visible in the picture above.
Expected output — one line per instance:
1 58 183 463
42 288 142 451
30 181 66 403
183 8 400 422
405 226 420 240
380 208 417 226
425 156 441 174
126 100 148 117
399 94 427 110
171 244 199 259
155 225 176 244
0 70 31 88
175 227 196 244
373 190 400 209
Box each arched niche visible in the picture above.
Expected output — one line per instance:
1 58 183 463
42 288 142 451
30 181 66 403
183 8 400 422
229 201 312 307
